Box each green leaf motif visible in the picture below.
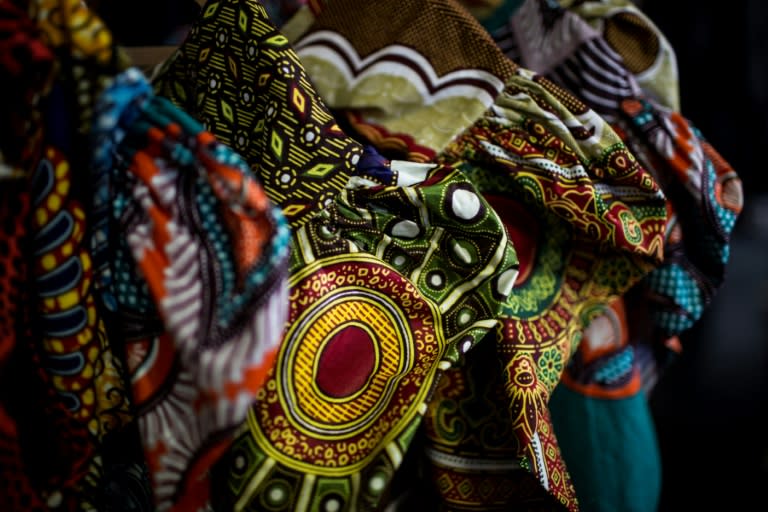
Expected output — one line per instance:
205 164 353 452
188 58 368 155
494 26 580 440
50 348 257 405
221 101 234 124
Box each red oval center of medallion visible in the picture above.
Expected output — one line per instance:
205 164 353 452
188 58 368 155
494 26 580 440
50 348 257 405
316 326 376 398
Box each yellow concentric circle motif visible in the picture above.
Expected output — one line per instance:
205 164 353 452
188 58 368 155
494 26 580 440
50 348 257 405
282 290 410 437
248 253 444 476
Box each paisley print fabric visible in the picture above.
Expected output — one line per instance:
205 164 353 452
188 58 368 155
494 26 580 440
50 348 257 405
0 2 742 512
153 10 518 508
423 338 573 512
93 67 291 511
426 67 666 510
281 1 668 508
153 0 362 229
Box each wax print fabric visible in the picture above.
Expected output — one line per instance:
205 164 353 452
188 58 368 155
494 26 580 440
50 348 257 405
273 1 668 509
153 0 362 229
152 3 521 510
92 67 291 511
289 0 519 159
0 0 138 509
488 1 743 510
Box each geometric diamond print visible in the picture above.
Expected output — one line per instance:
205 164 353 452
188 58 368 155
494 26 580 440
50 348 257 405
457 478 473 498
436 473 454 493
270 131 283 158
478 478 495 499
304 163 335 178
292 87 306 114
281 203 308 218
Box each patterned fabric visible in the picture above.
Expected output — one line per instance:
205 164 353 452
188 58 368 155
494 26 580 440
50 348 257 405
0 7 66 510
487 2 742 510
558 0 681 112
282 1 667 508
290 0 518 156
211 151 518 511
6 1 140 509
427 67 667 510
153 0 361 229
559 298 641 399
548 298 662 512
28 0 131 136
548 384 662 512
493 0 742 364
153 12 518 508
423 339 572 511
93 67 291 511
621 102 741 336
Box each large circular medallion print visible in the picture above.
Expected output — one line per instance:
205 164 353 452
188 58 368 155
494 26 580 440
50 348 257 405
248 254 445 476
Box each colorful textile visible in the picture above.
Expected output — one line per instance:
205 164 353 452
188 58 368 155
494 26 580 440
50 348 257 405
621 101 741 336
3 1 140 509
93 67 291 511
211 149 518 511
28 0 131 135
280 1 667 508
153 11 518 507
558 0 681 112
494 0 742 348
559 298 640 399
153 0 362 229
0 0 54 176
548 297 662 512
423 338 573 511
289 0 518 157
428 73 666 509
487 2 742 510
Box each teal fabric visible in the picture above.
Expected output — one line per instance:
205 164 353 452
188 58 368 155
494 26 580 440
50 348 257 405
479 0 525 33
549 385 662 512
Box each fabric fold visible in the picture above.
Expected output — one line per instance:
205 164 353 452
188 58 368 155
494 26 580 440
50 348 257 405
93 67 291 511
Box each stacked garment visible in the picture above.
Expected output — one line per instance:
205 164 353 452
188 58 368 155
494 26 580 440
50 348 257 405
0 2 145 509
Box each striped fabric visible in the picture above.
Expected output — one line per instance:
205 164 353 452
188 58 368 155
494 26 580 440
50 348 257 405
93 68 291 511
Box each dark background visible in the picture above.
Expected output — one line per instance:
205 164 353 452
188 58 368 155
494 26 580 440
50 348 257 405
96 1 768 508
640 1 768 509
